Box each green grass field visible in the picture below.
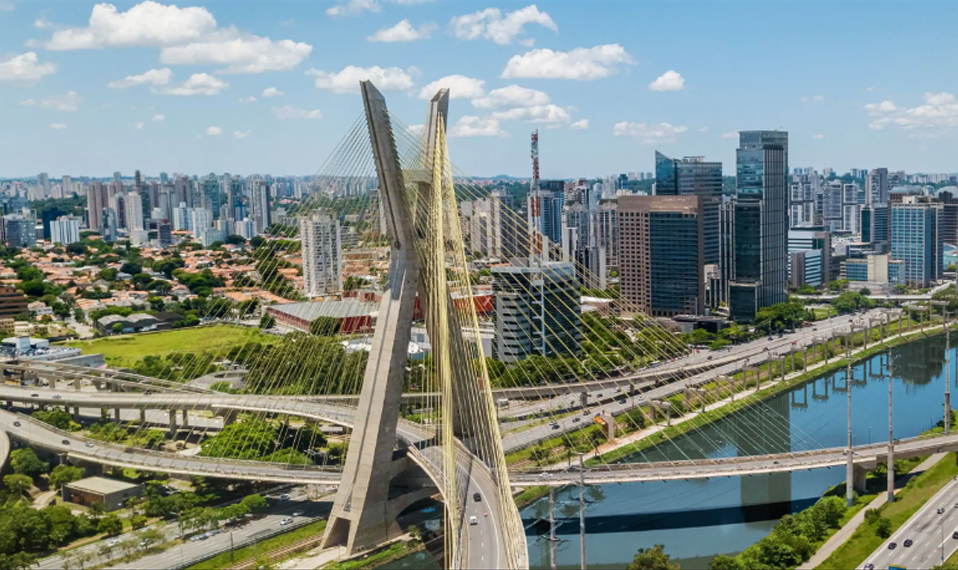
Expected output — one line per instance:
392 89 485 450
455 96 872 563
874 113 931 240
62 325 278 367
186 520 326 570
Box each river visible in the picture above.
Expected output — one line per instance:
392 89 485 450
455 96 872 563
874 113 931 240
386 332 955 569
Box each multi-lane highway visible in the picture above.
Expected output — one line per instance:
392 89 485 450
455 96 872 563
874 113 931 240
860 476 958 570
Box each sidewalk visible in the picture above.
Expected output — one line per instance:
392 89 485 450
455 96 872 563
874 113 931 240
798 452 946 569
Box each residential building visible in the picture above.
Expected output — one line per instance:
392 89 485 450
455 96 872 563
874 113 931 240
124 191 144 231
87 181 108 232
861 204 889 246
727 131 789 322
492 260 581 363
191 208 212 239
50 216 81 245
618 195 704 317
867 168 890 205
101 208 118 243
300 210 342 297
0 287 28 319
3 216 36 249
789 250 823 288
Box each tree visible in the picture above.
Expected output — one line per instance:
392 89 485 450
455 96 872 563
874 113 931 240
709 555 743 570
627 545 679 570
111 322 124 335
49 465 84 490
240 494 267 513
97 514 123 537
130 514 147 530
88 501 106 522
528 445 549 466
859 287 872 296
10 448 48 477
309 316 341 337
225 234 246 246
3 474 33 498
876 516 892 538
259 313 276 329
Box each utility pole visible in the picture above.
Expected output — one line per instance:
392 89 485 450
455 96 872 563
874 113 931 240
846 333 854 507
888 349 896 502
549 486 557 570
947 309 952 435
579 453 586 570
230 532 235 564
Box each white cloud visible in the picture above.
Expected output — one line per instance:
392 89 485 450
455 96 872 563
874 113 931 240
720 131 738 139
864 93 958 133
308 66 414 94
261 87 284 97
649 70 685 91
152 114 165 122
49 123 67 129
813 134 825 139
613 122 687 144
418 75 485 100
160 73 228 96
451 5 557 45
238 96 257 103
159 32 313 74
233 130 251 139
34 18 53 28
800 94 825 103
271 105 323 119
327 0 381 16
206 126 222 136
0 52 56 83
448 116 506 138
369 19 435 42
19 91 81 112
134 122 144 130
407 124 425 135
41 1 217 50
570 119 589 130
699 126 709 132
492 104 571 126
472 85 550 109
107 67 173 88
502 44 635 80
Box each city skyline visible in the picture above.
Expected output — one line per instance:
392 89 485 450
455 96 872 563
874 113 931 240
3 1 958 177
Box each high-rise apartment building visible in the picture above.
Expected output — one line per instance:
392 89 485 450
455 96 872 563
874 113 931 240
492 260 581 363
3 216 37 249
250 181 271 234
60 175 72 198
124 191 144 231
203 174 221 220
890 196 944 286
37 173 50 197
727 131 788 322
191 208 212 239
654 151 722 265
867 168 890 205
619 194 705 317
87 181 108 231
861 204 889 246
101 208 118 243
300 210 342 297
790 170 821 227
50 216 81 245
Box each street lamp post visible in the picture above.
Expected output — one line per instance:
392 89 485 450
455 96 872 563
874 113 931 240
579 452 586 570
888 351 897 502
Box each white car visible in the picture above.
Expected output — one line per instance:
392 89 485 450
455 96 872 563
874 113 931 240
469 516 478 526
280 517 293 526
292 510 304 517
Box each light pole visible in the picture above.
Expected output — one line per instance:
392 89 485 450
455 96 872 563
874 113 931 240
845 333 854 507
579 453 586 570
888 351 898 502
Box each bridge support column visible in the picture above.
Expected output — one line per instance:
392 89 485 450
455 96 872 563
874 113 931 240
168 409 177 434
49 377 56 390
74 378 80 390
220 409 238 426
113 408 121 422
580 392 588 409
140 408 146 424
181 409 189 427
72 406 80 421
852 464 868 494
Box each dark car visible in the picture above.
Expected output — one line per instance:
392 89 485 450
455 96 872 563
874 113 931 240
473 493 482 502
888 542 897 550
61 439 70 445
952 530 958 539
30 393 38 397
904 539 913 547
12 421 20 427
863 564 875 570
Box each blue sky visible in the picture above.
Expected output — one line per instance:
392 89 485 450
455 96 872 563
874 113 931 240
2 0 958 179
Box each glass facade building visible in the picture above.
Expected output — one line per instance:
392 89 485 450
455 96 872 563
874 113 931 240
729 131 789 322
654 151 722 265
890 198 944 286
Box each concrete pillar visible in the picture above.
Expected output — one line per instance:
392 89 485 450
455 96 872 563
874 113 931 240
181 409 189 427
579 392 588 409
852 464 868 494
220 409 238 425
49 377 56 390
140 408 146 424
72 406 80 421
73 378 80 391
168 409 177 434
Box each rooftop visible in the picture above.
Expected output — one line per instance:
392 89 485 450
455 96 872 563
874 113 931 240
64 476 141 495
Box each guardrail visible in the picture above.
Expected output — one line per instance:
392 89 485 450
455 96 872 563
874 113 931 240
168 517 318 570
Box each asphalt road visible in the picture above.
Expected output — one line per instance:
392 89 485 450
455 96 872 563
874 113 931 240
861 476 958 570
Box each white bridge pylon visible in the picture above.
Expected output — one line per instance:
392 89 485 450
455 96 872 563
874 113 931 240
319 81 527 570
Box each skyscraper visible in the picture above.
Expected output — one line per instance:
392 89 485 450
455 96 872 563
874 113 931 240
125 191 144 231
101 208 118 243
87 181 108 231
890 196 944 286
250 181 271 234
37 173 50 197
654 151 722 265
203 174 221 220
728 130 788 322
867 168 890 205
619 195 705 317
50 216 81 245
300 210 342 297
